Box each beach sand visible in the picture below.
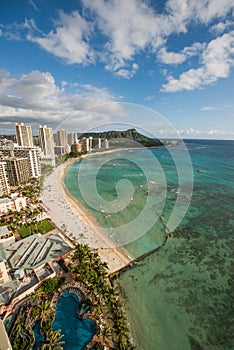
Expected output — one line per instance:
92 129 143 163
41 158 132 274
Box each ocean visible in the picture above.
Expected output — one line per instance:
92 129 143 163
64 139 234 350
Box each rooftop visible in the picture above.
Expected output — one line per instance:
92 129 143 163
4 233 72 270
0 226 11 239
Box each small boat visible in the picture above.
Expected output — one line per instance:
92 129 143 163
197 169 203 173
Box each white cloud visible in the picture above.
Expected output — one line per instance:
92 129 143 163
82 0 171 75
0 70 125 131
158 42 206 65
28 11 94 65
157 127 234 139
1 0 234 83
200 106 221 111
210 20 234 34
161 31 234 92
166 0 234 28
112 63 139 79
158 47 186 64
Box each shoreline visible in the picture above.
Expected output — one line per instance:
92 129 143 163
41 154 133 274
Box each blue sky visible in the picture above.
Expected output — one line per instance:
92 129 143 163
0 0 234 139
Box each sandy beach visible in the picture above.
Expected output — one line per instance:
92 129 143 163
41 157 132 274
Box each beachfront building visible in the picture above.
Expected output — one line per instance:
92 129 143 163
0 195 27 215
92 138 102 150
104 139 109 149
80 137 109 153
0 145 41 178
39 125 55 166
12 146 41 178
4 157 30 186
0 162 10 196
15 122 33 147
56 129 68 148
39 125 54 156
54 146 66 156
71 142 82 153
81 137 90 152
67 132 77 146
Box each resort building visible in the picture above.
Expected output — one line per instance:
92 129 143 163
14 146 41 178
92 138 102 150
0 162 10 196
81 137 90 152
39 125 54 156
4 157 30 186
71 142 82 153
15 122 33 147
0 319 12 350
0 233 73 315
0 226 15 247
67 132 78 146
56 129 68 148
0 145 41 178
0 195 27 215
54 146 66 156
104 139 109 149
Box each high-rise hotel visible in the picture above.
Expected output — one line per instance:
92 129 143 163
39 125 54 156
0 123 41 185
15 122 34 147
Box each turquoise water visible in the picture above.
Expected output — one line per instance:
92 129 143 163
52 290 96 350
33 321 45 349
33 290 96 349
64 140 234 349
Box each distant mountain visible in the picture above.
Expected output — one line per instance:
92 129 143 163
80 128 163 148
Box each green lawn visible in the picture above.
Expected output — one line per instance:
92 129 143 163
18 219 55 238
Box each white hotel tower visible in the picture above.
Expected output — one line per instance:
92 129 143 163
39 125 54 156
15 122 34 147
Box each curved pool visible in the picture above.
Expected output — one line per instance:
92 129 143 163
52 289 96 350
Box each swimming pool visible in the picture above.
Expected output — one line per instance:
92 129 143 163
52 289 96 350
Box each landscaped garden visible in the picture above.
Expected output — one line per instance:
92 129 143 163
18 218 55 238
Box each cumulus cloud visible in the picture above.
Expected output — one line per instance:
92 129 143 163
0 70 125 132
158 47 186 65
166 0 234 28
1 0 234 83
210 20 234 34
82 0 171 75
28 11 94 65
158 42 205 65
157 127 234 139
179 128 234 138
161 31 234 92
112 63 139 79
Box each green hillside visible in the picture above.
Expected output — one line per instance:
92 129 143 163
80 128 163 148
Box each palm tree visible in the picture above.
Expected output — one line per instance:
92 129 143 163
14 316 24 334
39 300 52 326
41 329 65 350
102 324 113 345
